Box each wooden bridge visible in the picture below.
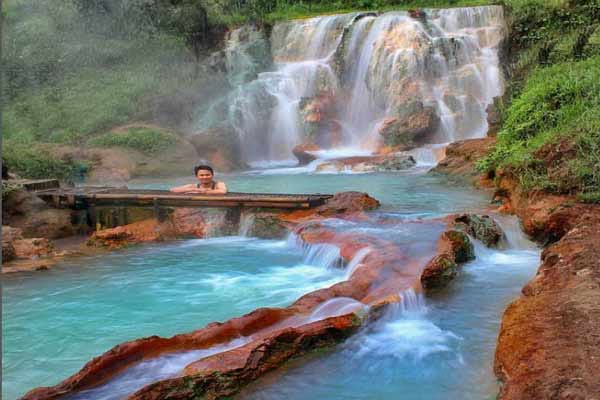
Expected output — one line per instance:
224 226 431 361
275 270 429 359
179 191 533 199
19 179 332 210
21 179 333 230
35 186 333 210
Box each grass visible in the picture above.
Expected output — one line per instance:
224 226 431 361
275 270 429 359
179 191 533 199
233 0 494 24
479 56 600 197
3 51 196 145
87 127 179 155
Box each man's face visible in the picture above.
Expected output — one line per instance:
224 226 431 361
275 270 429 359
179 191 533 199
196 169 213 184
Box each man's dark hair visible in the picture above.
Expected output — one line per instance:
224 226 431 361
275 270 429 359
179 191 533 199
194 164 214 176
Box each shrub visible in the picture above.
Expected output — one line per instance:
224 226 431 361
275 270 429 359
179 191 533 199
2 140 89 182
479 56 600 195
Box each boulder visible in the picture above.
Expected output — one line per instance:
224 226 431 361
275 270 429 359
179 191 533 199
189 125 243 172
315 191 380 217
420 254 457 289
2 226 22 262
292 143 320 165
431 137 497 181
244 212 288 239
378 103 439 148
421 229 474 290
453 214 504 247
2 189 78 239
12 238 54 259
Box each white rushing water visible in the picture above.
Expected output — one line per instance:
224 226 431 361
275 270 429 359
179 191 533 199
198 6 505 166
68 338 249 400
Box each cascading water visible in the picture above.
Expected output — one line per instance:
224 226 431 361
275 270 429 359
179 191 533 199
196 6 505 166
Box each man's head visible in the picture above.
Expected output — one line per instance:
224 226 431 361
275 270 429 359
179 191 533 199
194 165 214 184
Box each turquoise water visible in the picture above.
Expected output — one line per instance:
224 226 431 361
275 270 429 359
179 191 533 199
240 235 540 400
2 171 539 399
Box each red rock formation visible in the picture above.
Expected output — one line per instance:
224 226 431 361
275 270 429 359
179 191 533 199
129 315 361 400
88 208 236 248
431 137 496 186
494 207 600 399
2 225 55 262
421 229 474 290
493 174 579 243
281 191 380 224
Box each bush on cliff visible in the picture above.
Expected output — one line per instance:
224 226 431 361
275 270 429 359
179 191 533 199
2 140 89 182
479 0 600 203
479 56 600 199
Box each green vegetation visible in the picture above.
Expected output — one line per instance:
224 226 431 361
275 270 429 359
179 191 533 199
3 0 599 193
479 0 600 202
87 127 178 155
2 140 89 182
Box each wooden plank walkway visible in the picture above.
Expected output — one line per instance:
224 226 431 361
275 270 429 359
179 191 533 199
34 187 333 210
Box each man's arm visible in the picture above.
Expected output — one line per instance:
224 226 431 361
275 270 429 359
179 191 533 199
169 184 196 193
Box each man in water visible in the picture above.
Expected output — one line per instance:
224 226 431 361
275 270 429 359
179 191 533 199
170 165 228 194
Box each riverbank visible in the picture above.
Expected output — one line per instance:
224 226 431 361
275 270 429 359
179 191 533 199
434 139 600 399
5 171 521 400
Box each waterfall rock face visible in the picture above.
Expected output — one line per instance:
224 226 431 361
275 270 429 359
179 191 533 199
196 6 506 166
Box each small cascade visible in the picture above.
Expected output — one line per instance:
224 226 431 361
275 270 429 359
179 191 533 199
492 214 538 251
286 233 345 269
308 297 366 322
239 213 256 237
345 247 372 278
349 288 459 361
302 242 344 269
69 338 248 400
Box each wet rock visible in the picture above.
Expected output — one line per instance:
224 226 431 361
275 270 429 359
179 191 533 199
130 314 362 400
421 254 457 290
421 229 474 290
315 154 416 173
454 214 504 247
299 92 341 147
486 97 503 136
378 103 439 148
376 154 417 171
245 212 288 239
493 174 582 243
2 225 56 262
281 191 380 225
494 211 600 400
315 191 380 217
12 238 55 259
2 226 22 262
431 137 496 183
292 142 320 165
189 125 243 172
2 189 78 239
88 208 241 248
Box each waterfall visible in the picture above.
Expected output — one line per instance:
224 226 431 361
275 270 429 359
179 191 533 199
197 6 505 166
